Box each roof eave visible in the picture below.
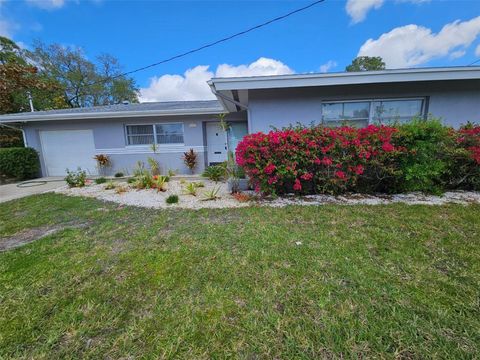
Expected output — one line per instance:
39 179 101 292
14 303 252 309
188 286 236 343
210 67 480 91
0 107 224 123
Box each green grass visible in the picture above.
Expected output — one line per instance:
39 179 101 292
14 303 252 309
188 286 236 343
0 194 479 359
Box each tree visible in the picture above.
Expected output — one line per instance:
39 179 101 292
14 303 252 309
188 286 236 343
0 36 65 114
345 56 386 72
0 37 65 147
29 42 139 108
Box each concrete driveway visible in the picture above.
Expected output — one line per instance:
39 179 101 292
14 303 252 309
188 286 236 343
0 177 66 203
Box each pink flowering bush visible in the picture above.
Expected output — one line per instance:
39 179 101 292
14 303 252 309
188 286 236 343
236 121 480 195
449 123 480 190
236 124 404 195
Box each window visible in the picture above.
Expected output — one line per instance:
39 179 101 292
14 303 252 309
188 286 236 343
322 101 370 128
322 98 425 127
125 123 184 145
155 123 184 144
126 125 154 145
372 99 423 124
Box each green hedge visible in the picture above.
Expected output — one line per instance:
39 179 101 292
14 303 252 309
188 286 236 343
0 147 40 180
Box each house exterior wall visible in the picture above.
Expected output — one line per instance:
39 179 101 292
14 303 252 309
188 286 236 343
247 80 480 133
23 112 246 176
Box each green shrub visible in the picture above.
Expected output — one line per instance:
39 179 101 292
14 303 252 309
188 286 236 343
65 168 87 188
0 147 40 179
114 172 124 178
202 164 226 182
95 177 107 184
127 177 136 184
166 194 179 204
393 119 453 194
104 181 116 190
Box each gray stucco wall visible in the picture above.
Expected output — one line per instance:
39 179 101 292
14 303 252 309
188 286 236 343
23 112 246 177
247 80 480 133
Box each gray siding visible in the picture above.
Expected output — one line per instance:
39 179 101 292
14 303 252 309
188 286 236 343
247 80 480 133
24 112 246 176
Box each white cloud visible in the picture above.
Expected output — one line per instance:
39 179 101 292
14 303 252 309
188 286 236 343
450 50 466 59
346 0 383 24
139 65 215 102
26 0 65 10
215 57 293 78
358 16 480 67
139 57 294 102
475 44 480 57
319 60 337 73
346 0 430 23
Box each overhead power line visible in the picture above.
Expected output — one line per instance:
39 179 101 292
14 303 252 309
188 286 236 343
69 0 327 100
468 58 480 66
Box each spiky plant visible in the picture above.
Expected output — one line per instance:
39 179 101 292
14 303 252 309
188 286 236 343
183 182 197 196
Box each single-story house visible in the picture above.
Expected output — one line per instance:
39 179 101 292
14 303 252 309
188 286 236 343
1 66 479 176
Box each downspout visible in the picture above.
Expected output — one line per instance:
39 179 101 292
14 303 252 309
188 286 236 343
0 123 28 147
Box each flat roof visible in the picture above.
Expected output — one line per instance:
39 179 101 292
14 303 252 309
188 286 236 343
0 100 224 123
209 66 480 91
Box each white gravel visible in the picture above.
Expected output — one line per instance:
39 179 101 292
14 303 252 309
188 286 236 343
55 179 249 209
55 179 480 209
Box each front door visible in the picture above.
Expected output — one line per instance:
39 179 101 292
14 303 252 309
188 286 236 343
206 122 227 165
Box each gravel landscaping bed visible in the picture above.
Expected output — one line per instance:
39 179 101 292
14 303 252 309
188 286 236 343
54 179 480 209
55 179 249 209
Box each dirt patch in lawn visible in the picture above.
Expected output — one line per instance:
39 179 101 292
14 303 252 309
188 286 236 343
0 221 91 252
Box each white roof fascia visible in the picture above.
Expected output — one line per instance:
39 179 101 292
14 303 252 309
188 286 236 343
0 107 224 123
210 67 480 91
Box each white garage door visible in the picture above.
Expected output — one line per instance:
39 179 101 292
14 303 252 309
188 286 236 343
40 130 97 176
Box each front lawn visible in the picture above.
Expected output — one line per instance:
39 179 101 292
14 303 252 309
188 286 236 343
0 194 479 359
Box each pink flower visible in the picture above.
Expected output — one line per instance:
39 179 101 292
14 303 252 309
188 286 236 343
354 165 364 175
335 171 347 180
293 178 302 191
264 163 276 174
321 157 333 166
268 176 279 184
382 142 395 152
301 173 313 181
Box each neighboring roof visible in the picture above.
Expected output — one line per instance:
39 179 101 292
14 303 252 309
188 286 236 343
209 66 480 91
0 100 224 123
208 66 480 112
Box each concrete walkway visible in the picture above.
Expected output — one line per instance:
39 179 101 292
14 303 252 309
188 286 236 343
0 177 66 203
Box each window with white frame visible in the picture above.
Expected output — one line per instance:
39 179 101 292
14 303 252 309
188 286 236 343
125 123 184 145
322 98 424 127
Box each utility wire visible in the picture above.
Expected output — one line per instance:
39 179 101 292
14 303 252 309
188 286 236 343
468 58 480 66
69 0 326 100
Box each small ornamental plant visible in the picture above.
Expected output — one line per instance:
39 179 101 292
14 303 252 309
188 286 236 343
152 175 168 192
166 194 179 204
65 168 87 188
183 149 197 173
95 177 107 184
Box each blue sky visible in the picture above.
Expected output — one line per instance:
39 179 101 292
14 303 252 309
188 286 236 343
1 0 479 101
